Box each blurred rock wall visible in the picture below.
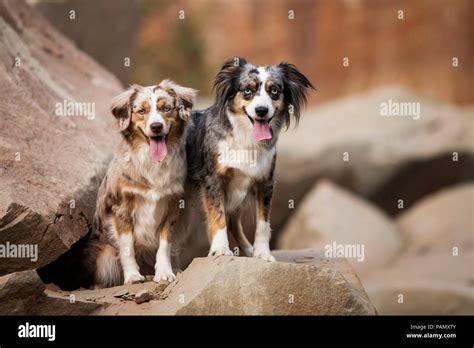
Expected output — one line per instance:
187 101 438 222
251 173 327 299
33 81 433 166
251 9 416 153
34 0 473 104
32 0 140 84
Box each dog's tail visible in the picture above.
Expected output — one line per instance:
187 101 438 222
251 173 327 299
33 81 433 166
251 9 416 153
37 234 122 290
93 242 122 289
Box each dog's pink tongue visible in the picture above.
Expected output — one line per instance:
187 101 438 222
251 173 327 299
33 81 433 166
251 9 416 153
252 120 272 142
150 138 167 162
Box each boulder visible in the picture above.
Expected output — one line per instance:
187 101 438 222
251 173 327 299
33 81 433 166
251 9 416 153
396 183 474 254
34 0 140 84
0 0 121 275
365 254 474 315
0 270 100 315
271 86 474 234
364 184 474 314
278 180 402 279
64 250 376 315
156 252 376 315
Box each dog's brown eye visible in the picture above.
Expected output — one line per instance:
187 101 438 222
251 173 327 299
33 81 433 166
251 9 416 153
163 106 171 112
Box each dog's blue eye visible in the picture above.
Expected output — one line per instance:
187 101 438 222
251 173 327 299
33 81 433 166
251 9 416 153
138 109 146 115
243 89 252 95
163 106 171 112
271 88 278 95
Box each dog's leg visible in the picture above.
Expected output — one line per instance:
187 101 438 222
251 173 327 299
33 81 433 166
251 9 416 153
154 198 180 282
253 158 276 262
229 212 254 257
201 179 233 256
111 204 144 285
117 231 145 284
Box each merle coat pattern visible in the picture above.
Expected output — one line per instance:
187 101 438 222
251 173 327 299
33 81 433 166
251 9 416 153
185 57 314 260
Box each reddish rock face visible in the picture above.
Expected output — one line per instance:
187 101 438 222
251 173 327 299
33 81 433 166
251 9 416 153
133 0 473 104
0 0 122 275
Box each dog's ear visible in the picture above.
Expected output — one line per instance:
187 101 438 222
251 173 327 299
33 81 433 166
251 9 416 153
277 62 314 128
111 85 138 131
214 57 248 114
159 79 198 121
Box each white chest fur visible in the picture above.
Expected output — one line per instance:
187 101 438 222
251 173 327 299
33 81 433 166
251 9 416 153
130 143 186 249
132 143 186 198
217 114 276 213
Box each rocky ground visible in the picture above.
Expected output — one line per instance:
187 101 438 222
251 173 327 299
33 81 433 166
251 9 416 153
0 0 472 315
1 250 376 315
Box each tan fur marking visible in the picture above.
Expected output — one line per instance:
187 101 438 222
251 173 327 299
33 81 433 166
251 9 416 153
265 80 274 90
201 189 226 239
112 192 136 235
117 176 150 195
257 188 269 221
159 195 181 242
156 99 168 110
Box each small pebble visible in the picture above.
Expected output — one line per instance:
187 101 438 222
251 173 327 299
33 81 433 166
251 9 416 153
135 289 153 304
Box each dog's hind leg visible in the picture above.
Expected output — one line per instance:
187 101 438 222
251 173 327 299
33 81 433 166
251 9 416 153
228 213 254 257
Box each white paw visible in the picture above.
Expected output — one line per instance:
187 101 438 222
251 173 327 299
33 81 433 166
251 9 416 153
124 272 145 285
153 266 176 283
208 245 234 257
253 249 276 262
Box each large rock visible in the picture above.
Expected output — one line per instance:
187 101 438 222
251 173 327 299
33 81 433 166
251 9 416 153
271 86 473 234
365 184 474 314
36 250 376 315
154 251 376 315
0 0 121 275
396 183 474 253
34 0 140 84
278 180 402 279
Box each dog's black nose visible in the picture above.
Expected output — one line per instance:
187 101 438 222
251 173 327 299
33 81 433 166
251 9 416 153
150 122 164 133
255 106 269 118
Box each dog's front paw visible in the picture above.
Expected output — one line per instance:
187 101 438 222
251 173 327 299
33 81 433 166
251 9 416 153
153 266 176 283
253 249 276 262
208 245 234 257
124 272 145 285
